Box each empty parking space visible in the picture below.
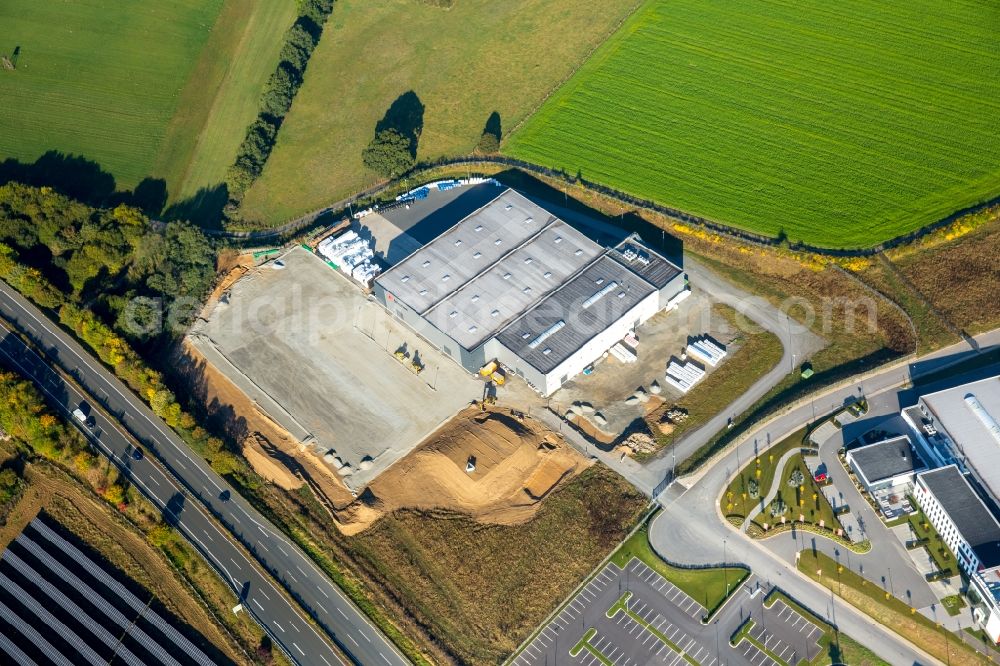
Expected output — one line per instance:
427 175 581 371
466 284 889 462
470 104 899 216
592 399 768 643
512 559 827 666
733 638 782 666
759 599 823 662
627 559 705 619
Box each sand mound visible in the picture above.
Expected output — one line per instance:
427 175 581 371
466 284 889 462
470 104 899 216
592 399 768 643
242 435 303 490
334 407 588 533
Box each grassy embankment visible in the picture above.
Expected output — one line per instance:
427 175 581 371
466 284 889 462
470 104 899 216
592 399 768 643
798 550 989 665
339 465 648 665
505 0 1000 248
240 0 640 222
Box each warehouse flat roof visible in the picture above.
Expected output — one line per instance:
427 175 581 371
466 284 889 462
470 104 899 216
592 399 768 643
609 238 682 289
377 189 603 350
918 465 1000 569
920 375 1000 504
496 255 656 374
848 435 925 485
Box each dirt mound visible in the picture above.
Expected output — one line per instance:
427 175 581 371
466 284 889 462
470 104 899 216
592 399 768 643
177 339 354 508
334 407 588 533
242 435 303 491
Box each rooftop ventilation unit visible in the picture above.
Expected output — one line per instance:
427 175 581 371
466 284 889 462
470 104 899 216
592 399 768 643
419 289 428 296
543 271 552 279
454 239 462 246
504 205 513 211
475 224 484 231
524 217 533 224
442 274 451 282
575 249 583 256
965 394 1000 446
473 251 482 259
400 275 410 283
503 272 512 280
491 309 500 317
468 325 478 333
528 320 565 349
449 310 458 318
422 260 431 267
524 257 533 264
583 281 618 308
471 294 480 302
494 238 503 245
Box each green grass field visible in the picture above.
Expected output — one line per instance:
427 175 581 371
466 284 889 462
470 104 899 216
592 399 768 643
505 0 1000 248
154 0 299 204
240 0 640 223
0 0 294 203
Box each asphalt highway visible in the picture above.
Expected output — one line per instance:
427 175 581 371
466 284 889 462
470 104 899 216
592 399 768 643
0 283 409 666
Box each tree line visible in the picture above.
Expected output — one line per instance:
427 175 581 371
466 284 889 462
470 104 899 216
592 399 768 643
0 183 247 479
225 0 336 217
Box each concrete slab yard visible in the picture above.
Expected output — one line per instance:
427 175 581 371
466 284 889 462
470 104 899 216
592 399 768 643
190 246 479 489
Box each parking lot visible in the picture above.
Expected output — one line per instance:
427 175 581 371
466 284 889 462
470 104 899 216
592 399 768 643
190 246 479 490
513 557 828 666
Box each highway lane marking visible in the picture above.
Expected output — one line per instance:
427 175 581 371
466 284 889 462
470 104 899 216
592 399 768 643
292 622 300 632
349 634 359 647
320 656 333 666
1 294 228 495
296 565 307 577
2 300 407 663
202 529 213 542
361 631 370 642
148 475 160 487
380 653 391 664
274 621 285 632
279 546 288 556
318 586 329 598
259 588 271 600
293 642 304 656
253 599 263 611
338 608 348 619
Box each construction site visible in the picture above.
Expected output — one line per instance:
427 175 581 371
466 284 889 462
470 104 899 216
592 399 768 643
180 181 738 538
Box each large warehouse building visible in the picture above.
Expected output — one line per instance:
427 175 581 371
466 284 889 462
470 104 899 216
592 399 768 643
902 375 1000 643
374 188 686 395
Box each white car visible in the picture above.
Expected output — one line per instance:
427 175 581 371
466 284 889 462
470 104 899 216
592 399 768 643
72 408 87 423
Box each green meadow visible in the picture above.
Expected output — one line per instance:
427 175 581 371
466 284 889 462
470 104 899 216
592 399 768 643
0 0 295 204
505 0 1000 248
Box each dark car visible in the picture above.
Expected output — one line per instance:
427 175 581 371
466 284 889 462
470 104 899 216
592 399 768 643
131 447 143 461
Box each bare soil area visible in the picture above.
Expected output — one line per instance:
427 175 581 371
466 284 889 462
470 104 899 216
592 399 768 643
177 338 354 508
333 406 588 535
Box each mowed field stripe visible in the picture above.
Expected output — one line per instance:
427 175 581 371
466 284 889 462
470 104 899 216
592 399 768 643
505 0 1000 248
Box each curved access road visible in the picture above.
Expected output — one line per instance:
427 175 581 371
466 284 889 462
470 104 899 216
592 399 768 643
648 330 1000 666
0 282 410 666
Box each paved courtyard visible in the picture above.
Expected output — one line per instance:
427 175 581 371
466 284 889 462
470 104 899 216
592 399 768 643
190 246 479 490
512 558 826 666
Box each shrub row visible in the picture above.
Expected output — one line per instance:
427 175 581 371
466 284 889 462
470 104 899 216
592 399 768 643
225 0 335 207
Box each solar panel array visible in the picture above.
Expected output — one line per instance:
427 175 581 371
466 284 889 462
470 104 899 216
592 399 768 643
0 517 217 666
